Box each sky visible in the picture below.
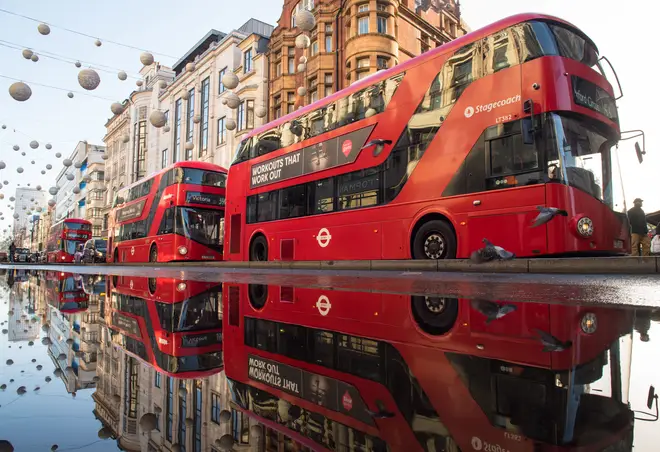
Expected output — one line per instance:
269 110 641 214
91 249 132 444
0 0 657 236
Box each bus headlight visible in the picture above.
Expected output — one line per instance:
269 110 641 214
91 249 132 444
178 246 188 255
176 282 187 292
580 313 598 334
576 217 594 237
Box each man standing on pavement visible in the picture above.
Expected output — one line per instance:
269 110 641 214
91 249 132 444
628 198 650 256
8 241 15 263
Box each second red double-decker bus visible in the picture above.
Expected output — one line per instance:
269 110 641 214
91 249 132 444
224 13 634 262
46 218 92 263
105 276 223 378
223 284 635 451
107 161 227 263
44 271 90 314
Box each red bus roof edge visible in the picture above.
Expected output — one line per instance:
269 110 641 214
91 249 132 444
117 160 228 194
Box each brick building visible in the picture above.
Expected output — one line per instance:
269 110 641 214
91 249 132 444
267 0 467 119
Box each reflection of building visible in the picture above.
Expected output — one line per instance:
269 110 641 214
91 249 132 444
267 0 467 119
12 187 48 248
9 279 40 341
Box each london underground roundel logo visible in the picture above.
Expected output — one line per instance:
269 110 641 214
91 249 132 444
464 106 475 118
471 436 483 450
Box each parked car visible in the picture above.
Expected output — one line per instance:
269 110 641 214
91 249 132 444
14 248 30 263
0 252 7 262
82 238 107 263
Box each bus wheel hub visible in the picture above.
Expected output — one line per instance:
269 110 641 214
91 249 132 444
425 297 446 314
424 234 445 259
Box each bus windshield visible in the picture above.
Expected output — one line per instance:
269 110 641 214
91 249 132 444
62 240 80 255
155 351 224 373
175 168 226 187
155 290 222 333
176 207 224 249
546 113 615 208
65 222 91 231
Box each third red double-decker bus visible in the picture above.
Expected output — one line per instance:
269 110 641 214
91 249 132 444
105 276 223 378
107 161 227 263
44 271 89 314
223 13 636 262
223 283 636 451
46 218 92 263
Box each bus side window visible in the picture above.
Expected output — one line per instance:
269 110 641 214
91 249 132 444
158 208 175 235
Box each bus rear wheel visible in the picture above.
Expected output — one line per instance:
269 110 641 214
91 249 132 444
248 284 268 310
113 248 119 263
249 235 268 261
412 220 456 260
149 245 158 263
411 296 458 335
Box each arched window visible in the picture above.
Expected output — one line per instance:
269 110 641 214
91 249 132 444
291 0 315 28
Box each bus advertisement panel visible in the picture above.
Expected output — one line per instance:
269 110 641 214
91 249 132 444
107 161 227 263
46 219 92 263
223 283 635 451
223 13 633 263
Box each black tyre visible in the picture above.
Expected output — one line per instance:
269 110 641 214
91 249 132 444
248 284 268 310
113 248 119 263
411 296 458 335
148 277 157 295
249 235 268 261
149 245 158 263
412 220 457 260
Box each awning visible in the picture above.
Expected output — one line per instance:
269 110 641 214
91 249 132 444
647 210 660 226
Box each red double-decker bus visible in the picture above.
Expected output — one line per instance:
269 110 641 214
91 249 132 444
107 161 227 263
105 276 223 378
224 13 637 262
223 284 635 451
46 219 92 263
44 271 89 314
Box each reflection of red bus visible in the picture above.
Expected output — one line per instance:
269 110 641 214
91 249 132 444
44 271 89 314
224 13 633 262
107 161 227 263
223 284 635 451
106 276 223 378
47 219 92 263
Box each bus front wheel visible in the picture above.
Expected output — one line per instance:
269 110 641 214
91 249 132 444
149 245 158 263
113 248 119 263
249 235 268 261
412 220 456 260
411 296 458 335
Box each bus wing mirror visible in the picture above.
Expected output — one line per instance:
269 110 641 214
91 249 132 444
620 130 646 164
635 142 645 164
648 385 656 410
635 385 659 422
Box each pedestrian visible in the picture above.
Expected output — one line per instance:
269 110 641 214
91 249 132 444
8 241 15 263
628 198 650 256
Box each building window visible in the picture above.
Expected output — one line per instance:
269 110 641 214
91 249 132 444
217 117 226 145
325 24 332 33
377 56 389 69
237 100 255 131
243 48 253 73
324 86 333 97
173 99 182 164
310 89 318 103
311 40 318 56
232 409 250 444
237 103 244 132
185 88 195 160
161 149 167 169
357 71 367 80
291 0 315 28
325 35 332 52
155 372 161 388
133 120 147 181
166 378 174 440
92 225 102 237
324 73 332 85
358 4 369 12
179 386 187 452
288 56 295 74
287 92 295 113
377 2 387 11
193 381 202 452
357 57 370 68
211 392 221 424
275 61 282 76
199 77 210 156
218 67 227 93
377 15 387 34
358 17 369 34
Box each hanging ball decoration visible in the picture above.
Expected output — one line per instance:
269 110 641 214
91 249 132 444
72 187 81 194
295 9 316 31
0 194 3 199
101 153 108 160
31 160 35 165
104 174 111 182
181 90 190 100
185 418 194 428
48 187 58 195
13 213 18 219
172 445 182 452
78 69 101 90
55 152 62 158
66 173 74 180
36 207 42 212
30 140 39 149
122 134 130 143
250 425 263 438
117 70 127 81
9 82 32 102
219 410 232 423
365 108 377 118
184 142 194 151
22 49 33 59
31 54 39 62
37 23 51 35
111 102 124 115
48 199 55 207
255 105 267 118
158 80 167 89
299 56 308 64
9 197 14 201
74 161 82 168
36 185 42 191
193 114 201 124
217 435 234 451
221 72 239 90
13 145 19 151
295 34 311 49
16 167 23 174
225 118 237 131
75 61 82 68
98 427 112 440
140 52 155 66
225 92 240 109
163 125 171 133
297 86 308 96
21 152 26 156
83 174 91 182
41 170 46 174
136 80 143 87
46 164 52 170
3 181 7 185
185 62 196 72
221 98 227 105
67 92 74 98
45 143 52 150
298 63 306 73
0 162 5 170
149 110 167 128
95 39 102 47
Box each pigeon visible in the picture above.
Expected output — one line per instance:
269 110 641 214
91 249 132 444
471 300 517 324
534 329 572 352
365 400 395 419
470 239 515 263
531 206 568 228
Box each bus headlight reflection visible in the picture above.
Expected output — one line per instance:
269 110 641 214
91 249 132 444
177 282 187 292
576 217 594 237
178 246 188 255
580 313 597 334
